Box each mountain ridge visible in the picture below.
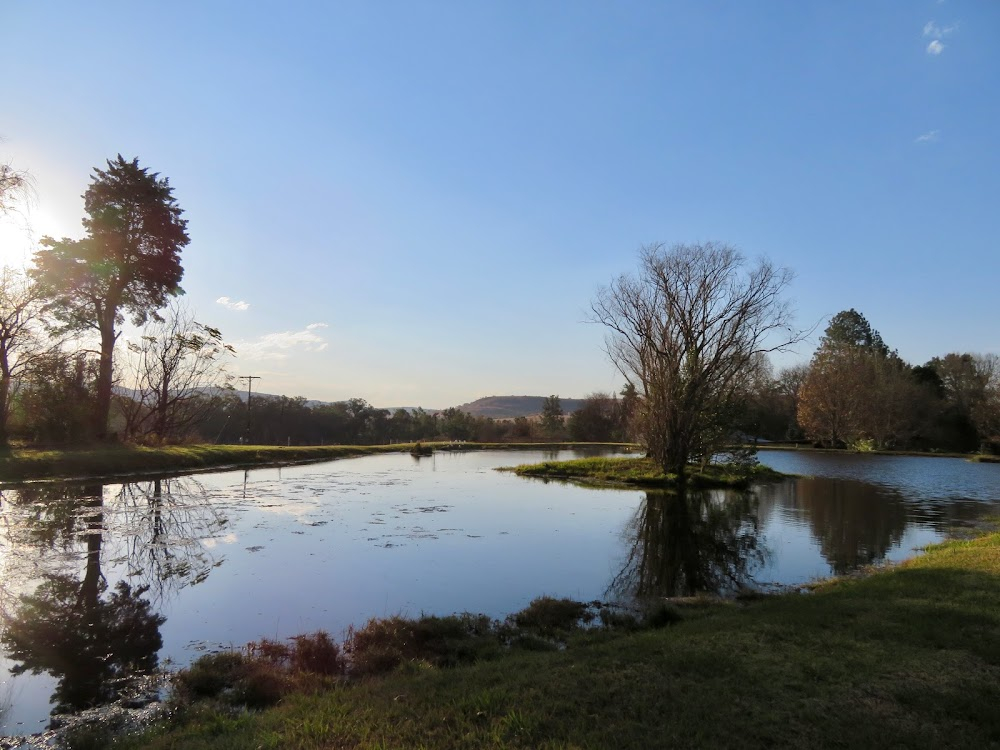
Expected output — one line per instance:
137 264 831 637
450 395 585 419
168 388 585 418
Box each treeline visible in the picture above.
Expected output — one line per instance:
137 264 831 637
737 309 1000 453
2 157 997 453
194 392 637 446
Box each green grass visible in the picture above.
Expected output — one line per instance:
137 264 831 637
501 455 784 489
760 442 998 462
0 442 633 484
435 441 635 453
0 444 415 484
116 530 1000 749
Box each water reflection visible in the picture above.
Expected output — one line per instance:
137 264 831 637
0 478 226 720
0 449 994 734
116 479 227 601
757 478 910 575
610 488 767 600
3 577 163 714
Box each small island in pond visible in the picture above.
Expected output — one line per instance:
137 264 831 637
502 456 785 489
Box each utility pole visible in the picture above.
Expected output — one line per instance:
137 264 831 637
238 375 261 443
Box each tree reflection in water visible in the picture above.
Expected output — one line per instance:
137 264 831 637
756 478 910 575
2 576 163 714
610 488 767 602
0 478 227 717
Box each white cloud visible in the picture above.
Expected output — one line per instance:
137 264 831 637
923 20 958 55
217 296 250 311
203 532 238 549
236 323 330 361
915 130 940 143
923 21 958 39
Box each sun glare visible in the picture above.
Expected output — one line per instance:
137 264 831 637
0 205 73 269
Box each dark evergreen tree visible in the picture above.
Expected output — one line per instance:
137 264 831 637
541 394 564 438
32 156 189 440
820 308 889 356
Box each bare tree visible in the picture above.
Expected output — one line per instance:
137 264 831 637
591 242 803 477
0 267 50 443
0 159 33 215
118 303 234 443
969 353 1000 449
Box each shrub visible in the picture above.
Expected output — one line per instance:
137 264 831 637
644 602 683 629
345 614 500 676
247 637 291 665
175 652 249 699
511 597 593 636
598 607 641 631
173 650 291 709
290 631 344 675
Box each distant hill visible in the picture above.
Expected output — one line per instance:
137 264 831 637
152 387 580 418
450 395 586 419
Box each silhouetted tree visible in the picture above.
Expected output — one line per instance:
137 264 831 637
119 302 234 443
15 350 97 443
0 158 32 214
568 393 619 442
32 156 189 440
928 353 1000 451
0 267 49 442
540 394 564 438
821 308 890 356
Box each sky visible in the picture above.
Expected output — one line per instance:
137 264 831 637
2 1 998 409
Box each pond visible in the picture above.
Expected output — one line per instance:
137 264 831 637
0 448 998 736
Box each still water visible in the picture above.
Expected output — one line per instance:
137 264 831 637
0 448 998 735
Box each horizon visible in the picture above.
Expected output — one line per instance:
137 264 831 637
3 2 998 406
221 389 591 414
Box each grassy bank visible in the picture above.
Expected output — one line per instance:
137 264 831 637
0 442 633 485
971 454 1000 463
758 442 998 462
114 529 1000 749
0 444 411 484
502 455 784 488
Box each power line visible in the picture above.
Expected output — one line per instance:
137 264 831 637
238 375 261 443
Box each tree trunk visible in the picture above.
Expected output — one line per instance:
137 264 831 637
0 355 11 445
78 488 105 611
93 317 117 441
155 371 169 441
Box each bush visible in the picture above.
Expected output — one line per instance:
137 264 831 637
598 607 641 631
851 438 876 453
644 602 683 629
345 614 501 676
290 631 344 675
511 596 594 636
173 650 292 709
175 652 249 699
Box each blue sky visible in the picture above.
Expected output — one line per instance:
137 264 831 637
2 1 997 408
